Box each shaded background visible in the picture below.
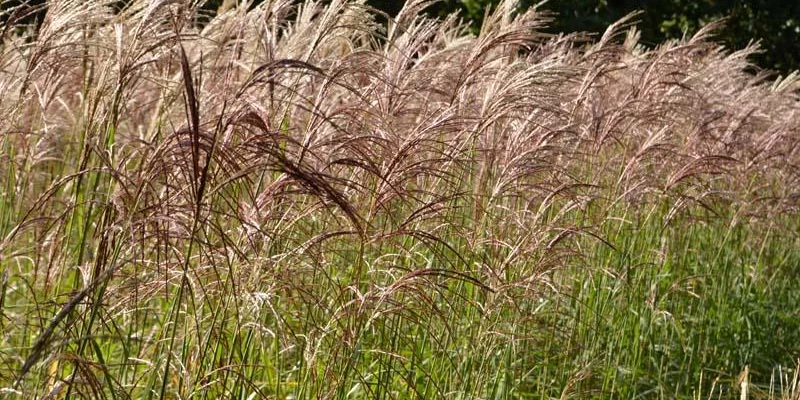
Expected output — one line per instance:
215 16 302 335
2 0 799 73
368 0 800 74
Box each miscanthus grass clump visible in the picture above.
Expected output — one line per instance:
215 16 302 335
1 0 799 398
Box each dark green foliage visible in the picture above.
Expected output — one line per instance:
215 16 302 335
4 0 799 71
532 0 800 73
375 0 800 73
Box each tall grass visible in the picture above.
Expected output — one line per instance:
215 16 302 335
0 0 799 398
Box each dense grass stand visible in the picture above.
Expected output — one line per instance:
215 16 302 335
0 0 798 398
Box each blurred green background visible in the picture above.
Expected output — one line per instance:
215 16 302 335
385 0 800 74
3 0 799 74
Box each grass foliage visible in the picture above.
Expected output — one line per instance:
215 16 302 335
1 0 799 398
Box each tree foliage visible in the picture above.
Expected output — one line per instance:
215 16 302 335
3 0 798 72
369 0 800 73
